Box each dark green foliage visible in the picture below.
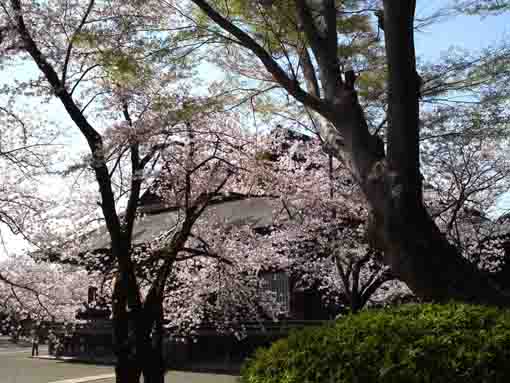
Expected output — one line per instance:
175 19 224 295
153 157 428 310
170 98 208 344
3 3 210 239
240 303 510 383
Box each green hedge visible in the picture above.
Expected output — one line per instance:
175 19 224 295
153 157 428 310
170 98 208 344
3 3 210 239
240 303 510 383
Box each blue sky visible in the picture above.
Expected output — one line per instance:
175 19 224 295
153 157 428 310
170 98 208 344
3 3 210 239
414 2 510 212
415 0 509 60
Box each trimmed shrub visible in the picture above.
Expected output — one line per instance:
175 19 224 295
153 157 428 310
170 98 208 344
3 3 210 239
240 303 510 383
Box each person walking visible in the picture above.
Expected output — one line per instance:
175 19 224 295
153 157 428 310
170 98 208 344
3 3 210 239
31 328 39 357
47 329 56 355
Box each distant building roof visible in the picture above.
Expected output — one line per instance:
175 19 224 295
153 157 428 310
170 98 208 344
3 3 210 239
82 197 280 252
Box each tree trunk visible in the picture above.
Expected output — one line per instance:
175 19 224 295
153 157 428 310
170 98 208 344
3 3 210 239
113 313 165 383
141 305 165 383
111 259 146 383
112 294 141 382
141 342 165 383
115 361 140 383
350 291 362 314
113 316 142 383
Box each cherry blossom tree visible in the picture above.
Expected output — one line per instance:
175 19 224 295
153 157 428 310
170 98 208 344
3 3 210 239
0 254 90 342
0 255 89 322
0 1 249 381
423 135 510 269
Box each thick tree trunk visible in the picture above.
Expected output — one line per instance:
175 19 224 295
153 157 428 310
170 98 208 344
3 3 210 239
141 304 165 383
113 312 165 383
141 339 165 383
113 303 166 383
113 318 142 383
371 199 508 304
112 270 142 383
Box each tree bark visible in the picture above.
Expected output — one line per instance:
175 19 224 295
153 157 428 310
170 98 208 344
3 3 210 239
112 265 143 383
141 302 165 383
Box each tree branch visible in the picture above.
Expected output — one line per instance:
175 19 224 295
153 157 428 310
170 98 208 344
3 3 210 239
62 0 95 86
178 248 233 265
123 102 143 243
383 0 421 197
189 0 328 115
298 47 320 98
295 0 340 101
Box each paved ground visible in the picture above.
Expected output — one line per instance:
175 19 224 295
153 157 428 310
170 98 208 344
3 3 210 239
0 337 238 383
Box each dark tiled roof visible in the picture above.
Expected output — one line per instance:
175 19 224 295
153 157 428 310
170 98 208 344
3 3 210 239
82 197 280 252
